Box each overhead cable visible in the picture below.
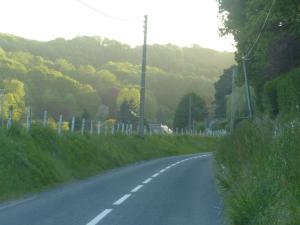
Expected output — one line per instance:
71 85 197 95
76 0 141 22
244 0 276 59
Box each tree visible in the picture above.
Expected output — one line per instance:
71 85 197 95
173 93 208 129
0 33 235 125
225 85 256 120
78 65 96 75
217 0 300 106
214 66 235 118
116 87 140 113
55 58 75 72
97 104 109 121
118 100 138 126
1 79 26 120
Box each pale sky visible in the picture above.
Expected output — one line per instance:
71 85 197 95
0 0 235 52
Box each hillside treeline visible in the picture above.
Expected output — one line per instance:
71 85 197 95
0 33 234 126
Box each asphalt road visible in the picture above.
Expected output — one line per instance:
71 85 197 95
0 153 225 225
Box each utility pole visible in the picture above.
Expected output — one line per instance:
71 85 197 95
188 95 192 131
230 67 236 132
81 118 85 135
139 15 148 137
43 110 48 127
57 114 63 135
0 89 5 128
7 105 13 129
242 56 253 119
26 107 31 130
71 116 75 133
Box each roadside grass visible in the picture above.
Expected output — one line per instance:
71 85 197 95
215 120 300 225
0 125 218 202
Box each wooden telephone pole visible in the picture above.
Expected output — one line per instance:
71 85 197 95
139 15 148 137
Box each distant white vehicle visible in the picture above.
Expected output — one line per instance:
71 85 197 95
149 124 173 134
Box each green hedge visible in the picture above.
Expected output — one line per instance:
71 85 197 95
263 67 300 120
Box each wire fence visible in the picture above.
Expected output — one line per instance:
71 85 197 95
0 107 227 137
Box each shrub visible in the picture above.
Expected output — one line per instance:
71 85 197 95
263 67 300 120
215 120 300 225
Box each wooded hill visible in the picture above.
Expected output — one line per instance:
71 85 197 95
0 33 234 126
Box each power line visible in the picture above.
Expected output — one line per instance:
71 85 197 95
76 0 141 22
244 0 276 58
240 0 276 120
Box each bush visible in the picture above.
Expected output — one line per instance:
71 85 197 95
263 66 300 120
215 120 300 225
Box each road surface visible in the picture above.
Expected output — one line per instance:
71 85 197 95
0 153 225 225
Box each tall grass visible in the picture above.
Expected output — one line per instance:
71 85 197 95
215 120 300 225
0 125 217 202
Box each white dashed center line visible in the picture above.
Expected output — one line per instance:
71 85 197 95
113 194 131 205
86 209 112 225
131 185 143 193
85 155 208 224
143 178 152 184
152 173 160 178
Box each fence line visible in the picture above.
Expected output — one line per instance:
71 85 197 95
0 108 227 137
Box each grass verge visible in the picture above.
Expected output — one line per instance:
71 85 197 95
215 120 300 225
0 125 217 202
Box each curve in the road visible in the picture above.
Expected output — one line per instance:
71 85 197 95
0 153 224 225
85 154 212 225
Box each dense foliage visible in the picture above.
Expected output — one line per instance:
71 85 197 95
214 0 300 122
173 93 208 129
217 0 300 113
263 66 300 120
214 66 256 126
214 66 234 118
215 121 300 225
0 33 234 127
215 1 300 224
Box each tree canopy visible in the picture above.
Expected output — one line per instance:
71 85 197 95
216 0 300 120
0 33 235 127
173 93 208 129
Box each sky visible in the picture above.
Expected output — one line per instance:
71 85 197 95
0 0 236 52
